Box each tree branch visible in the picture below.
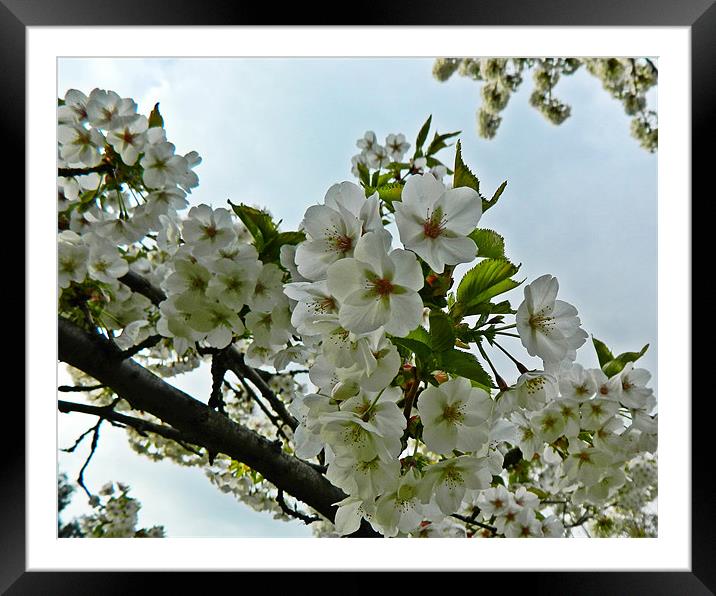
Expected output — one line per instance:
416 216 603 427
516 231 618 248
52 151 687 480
224 347 298 431
58 384 106 393
119 334 163 360
59 399 201 452
58 316 379 536
118 270 168 306
58 163 113 177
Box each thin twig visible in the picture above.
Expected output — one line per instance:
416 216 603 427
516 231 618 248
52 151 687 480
276 489 321 525
227 379 290 442
76 418 103 499
119 334 163 360
58 399 204 456
451 513 498 536
61 423 98 453
58 384 106 393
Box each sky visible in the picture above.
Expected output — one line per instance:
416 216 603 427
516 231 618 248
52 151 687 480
57 57 657 538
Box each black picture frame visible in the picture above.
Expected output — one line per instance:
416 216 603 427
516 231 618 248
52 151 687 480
6 1 707 592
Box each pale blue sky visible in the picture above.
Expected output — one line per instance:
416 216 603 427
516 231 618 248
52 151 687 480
58 58 657 537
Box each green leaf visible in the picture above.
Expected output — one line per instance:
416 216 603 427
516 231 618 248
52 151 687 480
407 325 432 345
371 170 380 187
261 230 306 264
527 486 549 500
453 140 480 195
228 201 278 250
367 182 404 206
591 336 614 369
414 115 433 157
376 172 393 187
429 311 455 352
426 130 460 156
602 344 649 378
483 180 508 212
390 337 433 362
438 349 495 388
469 229 505 259
456 258 521 312
356 161 370 186
148 103 164 128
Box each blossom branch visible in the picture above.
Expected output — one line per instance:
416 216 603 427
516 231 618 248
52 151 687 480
118 270 298 430
58 316 379 536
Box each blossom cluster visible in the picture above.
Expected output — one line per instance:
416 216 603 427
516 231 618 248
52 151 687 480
58 89 657 538
433 57 658 151
78 482 165 538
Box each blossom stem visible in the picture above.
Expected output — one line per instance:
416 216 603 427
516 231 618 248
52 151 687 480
402 378 421 420
365 386 387 416
476 341 508 390
491 340 529 374
493 324 517 332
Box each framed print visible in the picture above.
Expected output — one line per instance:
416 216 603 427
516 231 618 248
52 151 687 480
6 0 709 592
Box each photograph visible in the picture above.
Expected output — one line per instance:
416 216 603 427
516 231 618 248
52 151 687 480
55 56 658 540
4 3 706 590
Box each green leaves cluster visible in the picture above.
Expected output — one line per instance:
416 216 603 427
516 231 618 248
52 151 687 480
592 336 649 377
391 317 494 392
451 259 522 320
228 201 305 264
361 116 461 211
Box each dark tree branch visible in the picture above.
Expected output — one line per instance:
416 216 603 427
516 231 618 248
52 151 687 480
59 399 202 453
209 351 229 416
60 422 98 453
276 489 321 525
224 347 298 431
450 513 498 535
58 384 106 393
119 334 163 360
58 163 113 177
118 270 168 306
58 316 379 536
76 419 102 499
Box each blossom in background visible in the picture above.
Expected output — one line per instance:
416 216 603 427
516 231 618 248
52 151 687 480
374 469 425 537
87 240 129 284
385 133 411 161
140 142 189 190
